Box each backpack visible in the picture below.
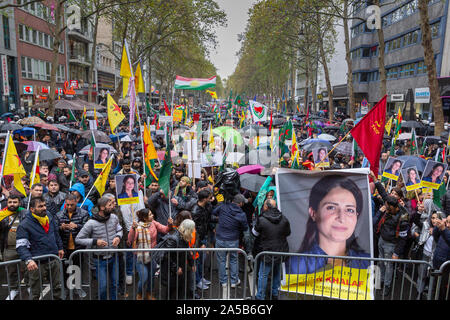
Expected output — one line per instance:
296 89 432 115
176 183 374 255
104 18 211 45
151 231 180 263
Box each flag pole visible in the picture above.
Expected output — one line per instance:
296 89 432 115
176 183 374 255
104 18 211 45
316 129 352 168
0 131 10 183
81 154 114 207
69 153 76 189
27 146 40 211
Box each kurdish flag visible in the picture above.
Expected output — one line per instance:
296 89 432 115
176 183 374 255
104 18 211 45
174 75 216 90
93 156 113 196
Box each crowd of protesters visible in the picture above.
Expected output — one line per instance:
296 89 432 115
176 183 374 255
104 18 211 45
0 106 448 301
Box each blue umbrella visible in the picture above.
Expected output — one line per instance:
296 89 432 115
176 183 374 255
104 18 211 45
396 155 427 172
14 127 36 136
1 112 13 118
300 138 331 146
109 132 128 142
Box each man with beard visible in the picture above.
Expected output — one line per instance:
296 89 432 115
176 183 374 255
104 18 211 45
58 165 73 193
0 195 27 300
22 183 44 209
16 197 64 300
55 194 89 297
43 180 66 218
75 195 123 300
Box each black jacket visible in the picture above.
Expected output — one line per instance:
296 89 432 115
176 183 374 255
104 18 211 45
55 207 90 252
191 202 212 245
44 191 67 217
252 208 291 262
440 189 450 217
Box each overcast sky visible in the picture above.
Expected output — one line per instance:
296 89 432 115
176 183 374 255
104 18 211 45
210 0 256 81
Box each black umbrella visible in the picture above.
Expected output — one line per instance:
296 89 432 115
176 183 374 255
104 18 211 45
242 125 266 135
239 173 272 192
81 130 112 143
38 149 62 161
302 141 332 152
0 123 23 132
401 121 425 129
53 124 82 135
396 155 427 172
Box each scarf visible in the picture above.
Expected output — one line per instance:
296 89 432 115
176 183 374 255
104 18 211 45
0 207 18 222
32 213 49 233
174 177 190 197
135 221 153 264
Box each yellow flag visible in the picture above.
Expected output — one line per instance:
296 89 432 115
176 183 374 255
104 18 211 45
143 123 158 161
385 116 393 135
120 45 132 98
14 174 27 197
135 62 145 94
208 122 214 151
107 94 125 134
3 135 26 176
93 157 113 196
30 150 40 188
291 130 298 162
206 90 218 99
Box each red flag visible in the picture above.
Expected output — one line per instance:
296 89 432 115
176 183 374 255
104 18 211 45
163 99 171 116
151 114 157 125
269 110 273 132
350 95 387 178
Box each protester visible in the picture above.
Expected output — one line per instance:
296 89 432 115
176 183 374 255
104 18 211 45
16 197 65 300
75 195 123 300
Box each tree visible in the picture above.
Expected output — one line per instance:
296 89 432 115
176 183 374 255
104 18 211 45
418 0 444 135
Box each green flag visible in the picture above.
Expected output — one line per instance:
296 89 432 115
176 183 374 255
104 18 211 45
433 181 446 209
68 109 77 122
234 95 245 107
145 159 157 187
252 176 276 215
158 150 172 197
410 128 417 154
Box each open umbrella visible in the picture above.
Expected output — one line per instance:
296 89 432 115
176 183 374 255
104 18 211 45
239 173 272 192
332 141 353 155
32 123 61 131
23 141 50 152
302 141 332 152
396 155 427 172
213 126 244 145
317 133 337 142
300 138 331 146
14 127 37 136
0 123 23 132
81 130 112 143
109 132 128 141
1 112 13 118
38 149 62 162
237 164 264 175
53 124 82 135
18 116 45 125
401 121 425 129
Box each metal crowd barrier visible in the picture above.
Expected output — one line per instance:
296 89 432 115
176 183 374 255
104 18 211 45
0 254 65 300
2 249 448 301
66 248 250 300
252 252 449 301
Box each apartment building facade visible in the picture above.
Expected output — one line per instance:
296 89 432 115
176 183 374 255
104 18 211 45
350 0 450 120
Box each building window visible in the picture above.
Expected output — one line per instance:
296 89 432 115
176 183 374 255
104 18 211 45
387 67 398 79
3 15 10 50
362 47 370 58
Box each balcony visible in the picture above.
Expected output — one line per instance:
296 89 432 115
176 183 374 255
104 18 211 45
68 28 93 43
69 53 91 67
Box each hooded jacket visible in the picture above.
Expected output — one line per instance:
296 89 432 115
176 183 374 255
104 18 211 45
75 212 123 258
212 202 248 242
61 183 94 216
252 207 290 262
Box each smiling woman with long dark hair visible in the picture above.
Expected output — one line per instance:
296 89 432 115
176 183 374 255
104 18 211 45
287 175 370 274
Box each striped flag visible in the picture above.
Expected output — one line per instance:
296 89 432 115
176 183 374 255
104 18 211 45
174 75 216 90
